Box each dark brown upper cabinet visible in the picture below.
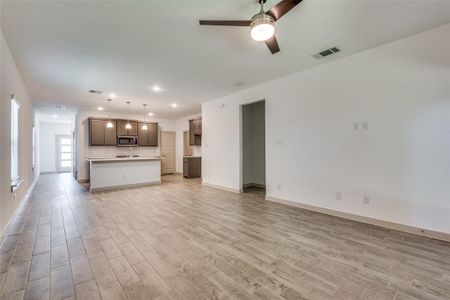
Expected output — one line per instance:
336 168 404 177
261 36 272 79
138 122 158 147
89 118 117 146
89 117 158 147
189 116 202 146
116 120 138 136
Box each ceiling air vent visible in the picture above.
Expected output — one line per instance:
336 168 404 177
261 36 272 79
89 90 102 94
312 47 340 59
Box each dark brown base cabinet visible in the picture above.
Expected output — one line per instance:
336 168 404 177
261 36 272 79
183 157 201 179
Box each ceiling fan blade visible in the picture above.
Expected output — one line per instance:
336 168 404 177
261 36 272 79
265 35 280 54
199 20 251 26
266 0 303 21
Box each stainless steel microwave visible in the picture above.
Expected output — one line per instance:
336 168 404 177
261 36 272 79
117 136 138 147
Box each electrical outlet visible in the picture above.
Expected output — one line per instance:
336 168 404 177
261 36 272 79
219 103 225 109
353 122 359 130
277 184 282 190
277 139 284 146
362 121 369 130
335 192 342 200
363 196 370 205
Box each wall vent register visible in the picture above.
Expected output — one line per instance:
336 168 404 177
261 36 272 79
312 47 340 59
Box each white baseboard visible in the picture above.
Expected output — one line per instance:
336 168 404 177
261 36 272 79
0 174 39 249
202 182 242 194
266 196 450 242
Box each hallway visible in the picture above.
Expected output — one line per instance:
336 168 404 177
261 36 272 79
0 174 449 299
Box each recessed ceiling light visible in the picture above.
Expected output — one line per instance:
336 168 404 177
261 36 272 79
152 86 162 92
171 103 177 108
148 112 154 116
97 106 104 111
52 114 58 118
109 93 116 98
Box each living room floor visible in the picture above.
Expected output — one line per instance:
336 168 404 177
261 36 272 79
0 173 449 300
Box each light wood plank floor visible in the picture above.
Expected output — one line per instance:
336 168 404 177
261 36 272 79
1 173 449 300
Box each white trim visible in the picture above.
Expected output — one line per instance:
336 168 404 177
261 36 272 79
202 182 242 194
266 196 450 242
0 174 39 249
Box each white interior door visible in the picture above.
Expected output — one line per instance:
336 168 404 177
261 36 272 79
161 131 175 174
56 135 72 173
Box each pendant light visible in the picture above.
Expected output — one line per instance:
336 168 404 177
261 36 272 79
142 104 148 130
106 98 114 128
125 101 132 130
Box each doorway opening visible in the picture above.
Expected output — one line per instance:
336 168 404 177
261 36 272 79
241 100 266 196
56 135 73 173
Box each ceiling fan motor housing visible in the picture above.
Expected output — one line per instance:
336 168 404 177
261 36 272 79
251 12 274 25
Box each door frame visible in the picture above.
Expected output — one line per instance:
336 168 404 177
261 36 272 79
55 134 73 173
160 131 176 175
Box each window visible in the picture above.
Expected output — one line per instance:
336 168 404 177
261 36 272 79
56 135 72 172
32 125 37 169
11 96 20 182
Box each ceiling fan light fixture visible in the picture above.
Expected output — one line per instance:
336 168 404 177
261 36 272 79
250 14 274 42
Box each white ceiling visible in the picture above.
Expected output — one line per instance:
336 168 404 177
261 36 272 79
2 0 449 118
34 104 76 124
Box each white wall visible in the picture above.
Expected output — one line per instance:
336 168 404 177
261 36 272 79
202 24 450 234
242 101 265 186
76 110 176 180
175 114 202 173
38 122 72 173
0 30 37 234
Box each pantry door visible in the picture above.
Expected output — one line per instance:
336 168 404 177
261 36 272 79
161 131 176 174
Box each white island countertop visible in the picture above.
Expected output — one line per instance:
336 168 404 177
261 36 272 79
87 156 161 163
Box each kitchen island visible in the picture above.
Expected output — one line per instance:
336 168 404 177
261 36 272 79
86 156 161 192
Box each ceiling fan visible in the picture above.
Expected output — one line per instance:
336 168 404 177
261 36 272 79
199 0 303 54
